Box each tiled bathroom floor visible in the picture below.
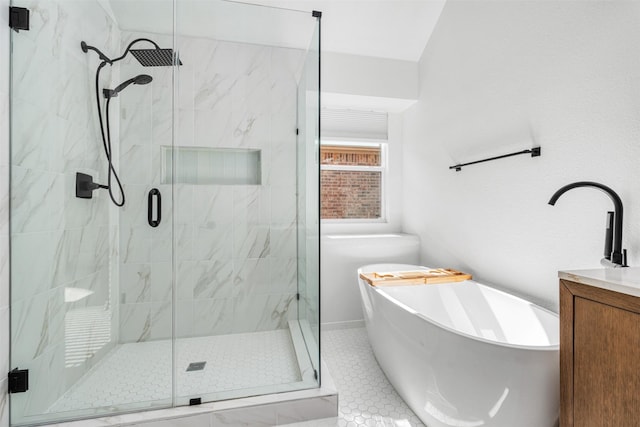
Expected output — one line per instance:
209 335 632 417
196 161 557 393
284 327 424 427
49 329 301 413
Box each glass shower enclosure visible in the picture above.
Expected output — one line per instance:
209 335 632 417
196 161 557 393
8 0 320 424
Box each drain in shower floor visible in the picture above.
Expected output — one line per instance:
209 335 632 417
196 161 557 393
186 361 206 371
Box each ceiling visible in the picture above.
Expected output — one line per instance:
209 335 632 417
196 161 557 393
239 0 446 61
109 0 446 62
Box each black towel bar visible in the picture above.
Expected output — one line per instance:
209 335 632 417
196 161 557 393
449 147 541 172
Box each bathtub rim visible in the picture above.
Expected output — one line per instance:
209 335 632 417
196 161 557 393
358 264 560 352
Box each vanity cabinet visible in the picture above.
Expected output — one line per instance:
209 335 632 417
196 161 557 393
560 278 640 427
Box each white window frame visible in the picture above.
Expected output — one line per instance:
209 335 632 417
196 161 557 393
320 138 388 223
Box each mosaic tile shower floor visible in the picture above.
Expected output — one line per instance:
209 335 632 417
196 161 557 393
284 327 424 427
48 329 301 413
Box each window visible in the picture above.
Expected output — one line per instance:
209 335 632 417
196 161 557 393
320 141 386 220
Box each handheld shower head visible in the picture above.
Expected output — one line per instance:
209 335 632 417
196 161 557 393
103 74 153 99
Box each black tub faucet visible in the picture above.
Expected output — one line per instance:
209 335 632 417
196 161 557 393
548 181 628 267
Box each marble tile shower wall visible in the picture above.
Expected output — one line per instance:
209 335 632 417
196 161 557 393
118 32 305 342
4 0 121 422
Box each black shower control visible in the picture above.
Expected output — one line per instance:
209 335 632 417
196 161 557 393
76 172 108 199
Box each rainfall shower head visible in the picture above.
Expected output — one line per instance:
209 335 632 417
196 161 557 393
103 74 153 99
130 48 182 67
81 39 182 67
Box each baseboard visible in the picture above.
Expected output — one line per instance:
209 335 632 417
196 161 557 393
321 320 365 331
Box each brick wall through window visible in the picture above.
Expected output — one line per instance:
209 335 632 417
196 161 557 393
320 144 383 220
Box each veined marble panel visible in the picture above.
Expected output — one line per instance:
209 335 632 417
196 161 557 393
11 99 60 171
53 226 110 287
230 106 271 149
192 298 234 336
192 260 233 300
173 184 193 225
0 230 7 308
10 290 50 363
232 293 295 333
192 186 234 226
271 186 297 226
176 300 194 338
11 167 65 234
0 306 8 377
120 263 152 304
193 225 233 262
269 145 297 187
176 261 195 301
121 226 152 264
176 108 195 147
0 378 6 427
233 223 270 260
150 262 172 303
120 185 151 229
149 301 172 341
193 102 233 148
10 230 58 301
0 94 7 168
119 144 152 185
119 302 152 343
271 225 297 260
47 286 65 355
151 85 173 150
270 257 298 295
232 186 270 225
233 258 270 298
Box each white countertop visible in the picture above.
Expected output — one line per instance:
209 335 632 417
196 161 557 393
559 267 640 298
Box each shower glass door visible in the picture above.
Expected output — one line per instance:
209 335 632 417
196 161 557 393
297 19 321 383
9 0 175 424
173 0 320 405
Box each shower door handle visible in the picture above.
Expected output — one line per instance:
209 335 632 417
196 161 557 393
148 188 161 228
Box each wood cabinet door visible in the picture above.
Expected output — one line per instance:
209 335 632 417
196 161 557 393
573 296 640 426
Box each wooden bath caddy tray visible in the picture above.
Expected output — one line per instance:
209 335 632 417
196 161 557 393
360 269 472 286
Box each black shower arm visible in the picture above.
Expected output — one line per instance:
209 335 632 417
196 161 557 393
110 38 162 64
82 38 162 65
81 41 112 64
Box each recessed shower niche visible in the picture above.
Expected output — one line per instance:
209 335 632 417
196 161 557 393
162 147 262 185
8 0 320 425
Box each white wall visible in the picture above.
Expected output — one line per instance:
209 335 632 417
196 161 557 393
402 0 640 310
321 234 419 325
322 52 418 104
319 52 420 322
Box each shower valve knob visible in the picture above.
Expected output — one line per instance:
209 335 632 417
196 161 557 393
76 172 107 199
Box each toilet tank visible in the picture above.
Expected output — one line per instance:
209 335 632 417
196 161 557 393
320 233 420 326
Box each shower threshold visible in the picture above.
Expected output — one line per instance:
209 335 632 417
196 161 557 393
37 321 327 425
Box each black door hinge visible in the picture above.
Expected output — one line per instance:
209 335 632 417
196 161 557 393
9 7 29 32
296 293 300 301
313 369 318 380
8 368 29 393
296 128 299 135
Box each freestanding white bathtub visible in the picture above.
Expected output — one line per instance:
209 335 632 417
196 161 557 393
358 264 559 427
